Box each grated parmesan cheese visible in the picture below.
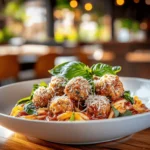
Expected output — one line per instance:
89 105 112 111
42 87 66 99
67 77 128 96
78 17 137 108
85 95 110 111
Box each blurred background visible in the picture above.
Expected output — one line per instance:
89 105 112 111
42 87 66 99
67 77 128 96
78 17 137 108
0 0 150 86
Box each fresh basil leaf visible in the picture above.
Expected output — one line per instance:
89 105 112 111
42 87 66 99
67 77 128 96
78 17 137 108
24 102 37 115
30 84 39 100
112 106 120 117
91 63 121 77
120 110 132 117
49 61 69 75
123 91 134 104
70 112 75 121
112 106 132 118
49 61 92 80
112 66 122 74
32 84 39 93
16 96 31 105
39 81 48 87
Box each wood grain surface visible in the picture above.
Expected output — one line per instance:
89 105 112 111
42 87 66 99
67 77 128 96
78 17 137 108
0 126 149 150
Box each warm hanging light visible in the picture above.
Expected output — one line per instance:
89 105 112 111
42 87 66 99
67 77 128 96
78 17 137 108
84 3 93 11
133 0 140 3
70 0 78 8
116 0 125 6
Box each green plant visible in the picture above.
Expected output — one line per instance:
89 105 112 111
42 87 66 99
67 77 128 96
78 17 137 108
4 0 25 22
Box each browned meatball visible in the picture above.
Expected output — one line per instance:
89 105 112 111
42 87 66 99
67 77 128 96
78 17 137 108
32 86 54 108
49 96 73 115
65 76 91 101
49 76 67 96
86 95 110 118
94 74 124 100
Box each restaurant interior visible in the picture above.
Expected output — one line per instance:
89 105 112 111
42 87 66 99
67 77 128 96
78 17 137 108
0 0 150 86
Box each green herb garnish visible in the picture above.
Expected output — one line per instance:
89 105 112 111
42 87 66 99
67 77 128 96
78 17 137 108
39 81 48 87
30 84 39 100
16 96 31 105
120 110 132 117
91 63 121 77
123 91 134 104
24 102 37 115
112 106 133 118
49 61 121 80
112 106 120 117
70 112 75 121
49 61 92 80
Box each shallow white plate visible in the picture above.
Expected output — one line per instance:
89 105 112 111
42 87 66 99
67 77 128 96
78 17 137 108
0 77 150 144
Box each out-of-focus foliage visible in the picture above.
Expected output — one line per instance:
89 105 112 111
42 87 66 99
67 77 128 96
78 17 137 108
132 21 140 32
56 0 70 9
120 18 140 32
121 19 133 29
0 27 13 43
4 0 26 22
0 0 25 43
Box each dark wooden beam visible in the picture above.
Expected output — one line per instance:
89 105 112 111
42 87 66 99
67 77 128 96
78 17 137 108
104 0 115 40
111 0 115 40
45 0 55 38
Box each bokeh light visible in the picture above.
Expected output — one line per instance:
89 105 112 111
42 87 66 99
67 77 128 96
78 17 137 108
116 0 125 6
133 0 140 3
93 49 104 61
70 0 78 8
145 0 150 5
84 3 93 11
140 22 148 30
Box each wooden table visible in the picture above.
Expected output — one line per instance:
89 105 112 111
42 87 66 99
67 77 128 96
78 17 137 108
0 126 149 150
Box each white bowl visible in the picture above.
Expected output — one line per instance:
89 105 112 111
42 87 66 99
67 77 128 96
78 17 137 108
0 77 150 144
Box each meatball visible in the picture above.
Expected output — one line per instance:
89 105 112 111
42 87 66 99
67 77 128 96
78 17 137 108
94 74 124 100
86 95 110 118
65 76 91 101
49 76 67 96
49 96 73 115
32 86 54 108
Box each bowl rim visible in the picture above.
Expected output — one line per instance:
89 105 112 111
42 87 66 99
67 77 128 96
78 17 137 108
0 76 150 124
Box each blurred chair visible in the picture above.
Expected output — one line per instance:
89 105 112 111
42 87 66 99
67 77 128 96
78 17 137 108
0 55 19 83
35 53 59 78
125 50 150 78
78 51 89 65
